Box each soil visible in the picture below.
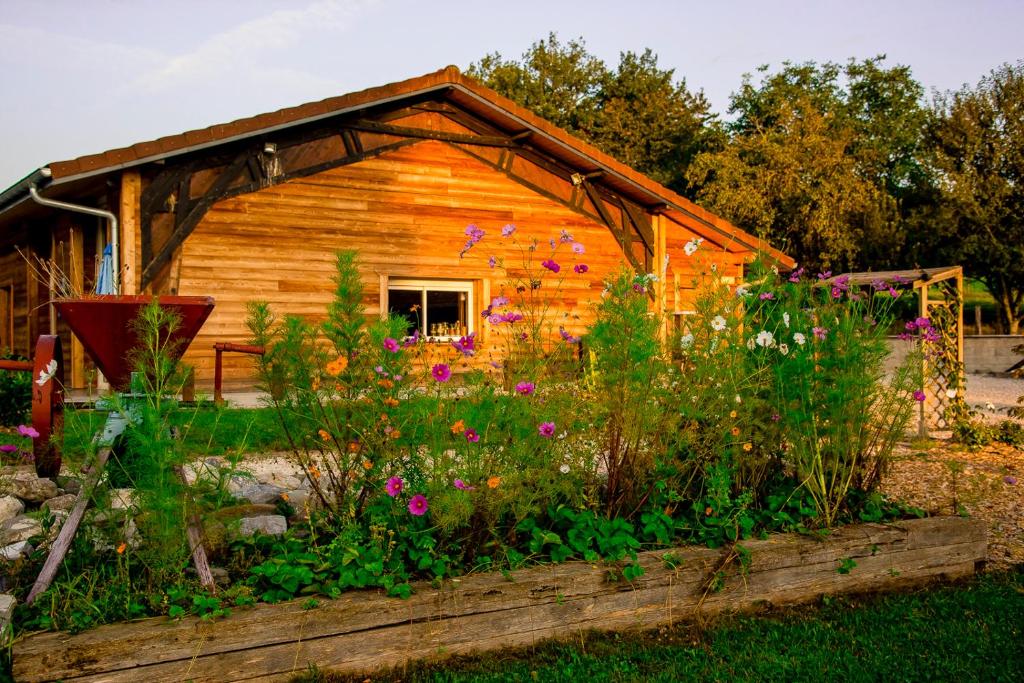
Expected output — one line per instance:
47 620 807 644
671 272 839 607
883 436 1023 568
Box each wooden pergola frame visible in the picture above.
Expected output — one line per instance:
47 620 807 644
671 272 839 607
835 266 964 435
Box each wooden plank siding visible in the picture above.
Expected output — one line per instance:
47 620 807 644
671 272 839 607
176 140 745 391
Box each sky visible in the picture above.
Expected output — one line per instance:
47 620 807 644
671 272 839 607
1 0 1021 189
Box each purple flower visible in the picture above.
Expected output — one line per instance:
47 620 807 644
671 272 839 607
374 365 385 374
385 476 404 497
913 390 926 402
488 256 497 268
771 414 781 422
402 329 420 348
905 320 919 332
17 425 39 439
538 422 556 438
465 428 480 443
0 444 17 454
514 381 536 396
541 259 560 273
759 292 774 301
817 271 832 280
574 264 589 274
559 327 580 344
559 230 574 243
788 267 805 283
454 479 475 491
452 333 476 356
501 224 516 237
831 287 843 299
834 275 850 289
501 312 524 324
888 287 900 298
633 283 646 293
488 314 503 325
491 295 509 309
914 316 931 329
812 326 827 341
383 337 400 353
1004 476 1018 485
897 332 913 341
571 242 585 254
408 494 429 516
871 279 888 291
460 224 486 256
431 364 451 382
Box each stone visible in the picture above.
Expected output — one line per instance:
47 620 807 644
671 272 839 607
110 488 137 511
228 476 285 505
0 473 58 503
56 476 82 495
0 593 15 640
239 458 304 490
0 541 32 561
0 496 24 525
43 494 77 513
1 515 42 545
236 515 287 538
283 488 311 516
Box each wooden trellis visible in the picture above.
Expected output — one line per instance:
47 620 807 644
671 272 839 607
834 266 965 435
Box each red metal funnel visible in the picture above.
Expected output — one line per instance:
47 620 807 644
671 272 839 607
55 295 215 391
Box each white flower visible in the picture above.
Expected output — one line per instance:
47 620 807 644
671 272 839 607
710 263 718 272
755 330 775 348
746 337 756 350
985 402 996 411
647 272 659 282
680 333 695 349
779 343 790 356
559 464 570 474
36 359 58 386
735 286 749 297
711 315 727 331
793 332 807 346
946 388 958 399
735 394 743 404
684 238 704 256
783 312 791 328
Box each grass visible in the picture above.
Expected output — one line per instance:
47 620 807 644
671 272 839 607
301 570 1024 683
60 404 291 465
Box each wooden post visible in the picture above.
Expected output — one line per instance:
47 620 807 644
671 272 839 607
173 466 217 594
956 270 965 391
214 345 224 405
69 224 85 389
918 282 929 439
119 171 141 295
974 305 982 336
652 213 667 342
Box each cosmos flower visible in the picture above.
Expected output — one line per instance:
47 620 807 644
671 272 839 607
383 338 400 353
465 428 480 443
538 422 556 438
514 381 536 395
755 330 775 348
711 316 727 332
541 259 561 273
501 224 516 237
574 264 589 274
454 479 475 491
683 238 703 256
913 390 926 402
431 364 452 382
571 243 585 254
17 425 39 439
793 332 807 346
408 494 429 516
386 476 404 497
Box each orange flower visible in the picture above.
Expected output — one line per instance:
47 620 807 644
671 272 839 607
729 410 737 419
326 355 349 376
318 429 331 442
281 493 290 502
731 427 740 436
487 476 501 489
389 430 401 440
378 379 394 390
347 441 361 453
116 542 127 555
743 442 753 452
311 377 321 392
362 460 373 470
704 506 713 517
309 466 321 480
383 397 400 408
451 419 466 435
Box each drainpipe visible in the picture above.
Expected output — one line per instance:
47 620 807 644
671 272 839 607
28 178 119 295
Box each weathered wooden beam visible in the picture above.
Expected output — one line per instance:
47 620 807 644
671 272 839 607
348 120 518 148
582 179 645 272
621 198 655 249
141 152 249 289
119 171 141 294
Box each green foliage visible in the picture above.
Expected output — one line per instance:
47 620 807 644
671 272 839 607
468 34 717 194
0 351 31 427
921 61 1024 334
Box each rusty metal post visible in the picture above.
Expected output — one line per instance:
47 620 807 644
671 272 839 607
214 345 224 405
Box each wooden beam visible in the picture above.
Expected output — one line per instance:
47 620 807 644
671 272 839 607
69 224 85 388
119 171 142 294
348 120 518 148
140 153 248 289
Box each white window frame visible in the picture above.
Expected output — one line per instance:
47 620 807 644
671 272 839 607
386 278 474 340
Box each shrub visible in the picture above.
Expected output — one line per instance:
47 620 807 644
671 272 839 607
0 350 31 426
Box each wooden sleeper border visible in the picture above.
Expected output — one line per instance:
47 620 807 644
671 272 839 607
13 516 986 682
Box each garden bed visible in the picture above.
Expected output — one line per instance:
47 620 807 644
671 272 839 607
12 516 985 682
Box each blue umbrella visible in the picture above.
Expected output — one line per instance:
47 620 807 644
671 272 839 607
95 243 114 295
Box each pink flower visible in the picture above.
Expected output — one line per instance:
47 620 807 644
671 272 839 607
465 428 480 443
571 243 585 254
501 224 516 237
0 444 17 454
559 327 580 344
488 256 497 268
383 337 400 353
538 422 556 438
788 267 805 283
541 259 560 273
812 326 827 341
431 364 451 382
17 425 39 439
385 476 404 497
402 329 420 347
408 494 429 516
514 381 535 395
454 479 476 491
913 390 926 402
759 292 774 301
452 333 476 356
574 264 589 274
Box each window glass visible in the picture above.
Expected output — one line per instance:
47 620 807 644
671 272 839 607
387 280 472 339
387 289 421 336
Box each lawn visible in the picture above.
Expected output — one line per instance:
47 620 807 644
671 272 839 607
305 571 1024 682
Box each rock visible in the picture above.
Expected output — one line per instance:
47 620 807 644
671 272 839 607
283 488 311 516
236 515 287 538
0 541 32 561
228 476 285 505
210 566 231 586
0 473 58 503
0 496 24 525
43 494 77 513
239 459 304 490
110 488 137 511
56 475 82 495
0 594 15 641
1 515 42 545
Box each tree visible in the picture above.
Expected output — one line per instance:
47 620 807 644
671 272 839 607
923 63 1024 334
468 35 716 195
687 58 927 272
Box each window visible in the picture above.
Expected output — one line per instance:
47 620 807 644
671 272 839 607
387 279 473 339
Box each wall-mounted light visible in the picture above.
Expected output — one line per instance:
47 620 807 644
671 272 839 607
263 142 277 155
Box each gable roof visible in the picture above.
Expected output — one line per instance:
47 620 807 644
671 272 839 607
0 66 792 267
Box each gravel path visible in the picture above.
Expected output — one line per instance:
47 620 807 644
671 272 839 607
964 372 1023 419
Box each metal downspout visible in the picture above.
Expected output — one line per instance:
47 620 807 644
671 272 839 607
28 183 119 294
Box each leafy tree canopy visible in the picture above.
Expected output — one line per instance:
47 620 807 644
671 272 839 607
468 34 718 194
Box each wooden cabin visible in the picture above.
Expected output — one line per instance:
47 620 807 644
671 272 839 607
0 66 792 393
